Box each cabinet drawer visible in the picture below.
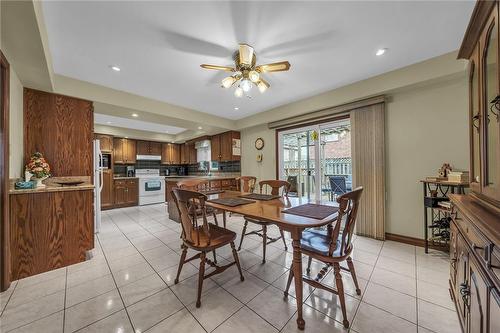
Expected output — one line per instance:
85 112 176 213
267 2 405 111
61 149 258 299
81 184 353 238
114 180 125 186
126 180 138 186
453 209 493 269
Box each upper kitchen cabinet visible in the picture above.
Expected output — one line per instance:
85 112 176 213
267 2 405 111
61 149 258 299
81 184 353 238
24 88 93 176
161 143 180 164
94 134 113 152
113 138 136 164
211 131 241 162
137 140 162 156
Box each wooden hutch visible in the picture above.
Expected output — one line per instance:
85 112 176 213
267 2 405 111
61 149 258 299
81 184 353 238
450 1 500 332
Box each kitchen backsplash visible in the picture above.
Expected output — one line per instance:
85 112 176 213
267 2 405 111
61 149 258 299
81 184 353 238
114 160 240 176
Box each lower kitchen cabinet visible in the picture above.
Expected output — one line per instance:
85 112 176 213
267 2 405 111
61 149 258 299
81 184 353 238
114 179 138 207
101 170 113 209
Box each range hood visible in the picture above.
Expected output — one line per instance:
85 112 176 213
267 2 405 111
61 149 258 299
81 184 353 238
136 154 161 161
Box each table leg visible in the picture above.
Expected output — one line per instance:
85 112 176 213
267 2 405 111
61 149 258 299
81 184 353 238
291 228 305 330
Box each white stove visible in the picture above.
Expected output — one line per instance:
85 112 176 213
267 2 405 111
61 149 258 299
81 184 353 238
136 169 165 205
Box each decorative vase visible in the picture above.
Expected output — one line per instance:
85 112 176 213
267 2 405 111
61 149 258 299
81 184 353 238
32 176 48 188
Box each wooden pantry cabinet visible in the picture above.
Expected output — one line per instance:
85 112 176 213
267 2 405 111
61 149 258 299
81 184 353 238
113 138 136 164
450 2 500 332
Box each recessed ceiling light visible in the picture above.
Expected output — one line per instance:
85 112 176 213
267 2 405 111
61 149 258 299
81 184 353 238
198 126 203 130
234 107 239 110
131 113 138 118
106 121 112 124
110 65 121 72
376 48 388 56
165 130 169 133
125 136 129 139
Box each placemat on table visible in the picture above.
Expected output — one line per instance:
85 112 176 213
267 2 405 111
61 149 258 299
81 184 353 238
239 193 281 201
207 198 255 207
282 204 339 219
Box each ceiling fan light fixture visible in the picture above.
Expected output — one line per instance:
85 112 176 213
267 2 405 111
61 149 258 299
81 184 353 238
248 70 260 83
240 79 252 92
221 76 236 88
234 87 243 98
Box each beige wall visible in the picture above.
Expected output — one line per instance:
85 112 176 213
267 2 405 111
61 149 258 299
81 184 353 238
9 66 23 178
241 76 468 239
385 77 468 238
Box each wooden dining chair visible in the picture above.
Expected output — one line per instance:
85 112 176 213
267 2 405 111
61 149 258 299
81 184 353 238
235 176 257 193
238 180 291 263
172 188 244 307
284 187 363 329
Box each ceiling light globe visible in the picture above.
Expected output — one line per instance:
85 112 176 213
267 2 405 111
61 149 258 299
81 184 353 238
221 76 235 88
234 87 243 98
240 79 252 92
249 70 260 83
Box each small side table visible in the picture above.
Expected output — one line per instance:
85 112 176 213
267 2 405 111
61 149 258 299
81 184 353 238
420 180 468 253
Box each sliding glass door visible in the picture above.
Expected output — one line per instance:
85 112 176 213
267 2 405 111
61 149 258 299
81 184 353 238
278 118 351 202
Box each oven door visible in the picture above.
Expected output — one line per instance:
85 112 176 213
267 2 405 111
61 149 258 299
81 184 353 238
143 180 162 193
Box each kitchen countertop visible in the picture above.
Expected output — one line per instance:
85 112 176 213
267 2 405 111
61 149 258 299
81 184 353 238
113 176 139 180
9 176 94 195
165 175 239 180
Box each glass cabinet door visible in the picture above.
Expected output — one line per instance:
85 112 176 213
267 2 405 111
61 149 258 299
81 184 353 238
469 47 481 188
482 9 500 202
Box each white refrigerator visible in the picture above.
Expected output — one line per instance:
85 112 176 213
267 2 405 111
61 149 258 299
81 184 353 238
93 140 103 233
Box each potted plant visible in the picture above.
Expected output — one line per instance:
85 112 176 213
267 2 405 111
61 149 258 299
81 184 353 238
25 152 51 188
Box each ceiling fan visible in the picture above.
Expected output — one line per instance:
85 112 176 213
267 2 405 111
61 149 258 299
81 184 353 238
200 44 290 97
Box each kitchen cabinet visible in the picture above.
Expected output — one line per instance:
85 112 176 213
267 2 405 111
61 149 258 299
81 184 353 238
24 88 93 177
161 143 181 164
180 144 187 164
113 138 136 164
113 179 138 207
188 143 197 164
137 140 162 156
9 189 93 280
94 134 113 153
101 170 113 209
211 131 240 162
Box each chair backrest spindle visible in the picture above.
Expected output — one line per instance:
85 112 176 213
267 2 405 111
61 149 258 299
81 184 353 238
328 187 363 257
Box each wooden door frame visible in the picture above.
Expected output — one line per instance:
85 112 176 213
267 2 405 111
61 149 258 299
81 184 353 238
1 50 11 292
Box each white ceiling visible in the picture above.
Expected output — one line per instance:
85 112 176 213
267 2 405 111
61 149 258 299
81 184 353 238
94 113 185 135
42 1 474 120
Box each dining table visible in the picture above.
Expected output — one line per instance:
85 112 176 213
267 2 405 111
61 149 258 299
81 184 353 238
204 190 339 330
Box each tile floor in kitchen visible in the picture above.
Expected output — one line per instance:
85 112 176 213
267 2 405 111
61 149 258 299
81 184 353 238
0 203 460 333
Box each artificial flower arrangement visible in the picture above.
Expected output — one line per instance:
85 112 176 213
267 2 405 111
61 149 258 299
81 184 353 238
25 152 51 187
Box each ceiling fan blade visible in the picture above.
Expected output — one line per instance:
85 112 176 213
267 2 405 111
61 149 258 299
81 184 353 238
200 64 235 72
239 44 254 66
257 78 270 93
256 61 291 73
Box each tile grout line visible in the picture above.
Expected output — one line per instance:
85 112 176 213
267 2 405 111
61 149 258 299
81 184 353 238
62 267 68 333
0 281 18 318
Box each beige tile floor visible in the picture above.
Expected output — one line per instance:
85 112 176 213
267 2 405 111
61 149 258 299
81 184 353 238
0 204 460 333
